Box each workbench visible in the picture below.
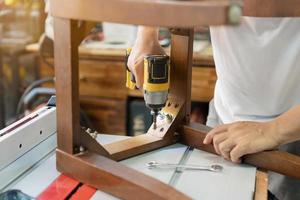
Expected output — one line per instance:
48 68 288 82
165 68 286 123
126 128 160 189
0 102 266 200
3 124 264 200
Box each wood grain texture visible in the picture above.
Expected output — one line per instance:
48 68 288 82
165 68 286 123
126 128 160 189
254 170 268 200
40 59 127 100
243 151 300 180
54 18 81 154
57 149 191 200
27 43 215 66
79 128 110 156
79 60 127 99
50 0 238 27
170 29 194 123
54 22 195 200
181 122 300 179
243 0 300 17
104 134 175 161
104 98 184 160
36 44 216 102
80 97 126 134
190 0 300 17
191 67 216 102
102 29 196 161
41 58 216 102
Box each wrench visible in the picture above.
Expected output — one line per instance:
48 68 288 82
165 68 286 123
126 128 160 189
146 161 223 172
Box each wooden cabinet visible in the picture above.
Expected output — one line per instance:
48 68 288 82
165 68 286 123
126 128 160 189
39 58 127 134
29 43 216 135
80 97 126 134
79 60 127 99
39 59 127 99
191 66 216 102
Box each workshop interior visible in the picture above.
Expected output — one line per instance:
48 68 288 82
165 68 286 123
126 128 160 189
0 0 300 200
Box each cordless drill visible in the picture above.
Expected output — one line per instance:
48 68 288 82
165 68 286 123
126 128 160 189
125 49 170 129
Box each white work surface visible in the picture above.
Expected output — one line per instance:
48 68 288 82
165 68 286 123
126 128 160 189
9 134 256 200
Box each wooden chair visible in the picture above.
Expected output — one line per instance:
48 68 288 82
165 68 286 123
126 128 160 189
50 0 300 199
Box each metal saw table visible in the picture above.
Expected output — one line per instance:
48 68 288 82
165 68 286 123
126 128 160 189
1 109 258 200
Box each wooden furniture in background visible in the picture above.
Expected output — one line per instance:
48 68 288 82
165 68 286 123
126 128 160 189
26 43 216 135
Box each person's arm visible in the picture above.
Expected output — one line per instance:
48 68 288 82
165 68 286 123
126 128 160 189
273 105 300 144
127 26 165 88
203 105 300 163
136 26 159 42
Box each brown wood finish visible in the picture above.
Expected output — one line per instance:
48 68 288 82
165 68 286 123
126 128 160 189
105 98 185 160
170 29 194 123
80 97 126 134
180 123 216 154
79 60 127 99
191 67 216 102
243 151 300 180
190 0 300 17
57 149 191 200
69 91 186 163
52 0 300 198
50 0 300 27
37 47 216 103
79 128 110 157
104 134 175 161
181 122 300 179
54 10 196 197
27 43 215 66
243 0 300 17
37 57 128 100
50 0 240 27
54 18 81 154
99 28 196 161
254 170 268 200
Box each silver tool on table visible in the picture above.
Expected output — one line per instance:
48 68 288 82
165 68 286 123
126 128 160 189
146 161 223 172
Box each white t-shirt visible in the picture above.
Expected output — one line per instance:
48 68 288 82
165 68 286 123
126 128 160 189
44 0 54 40
210 17 300 124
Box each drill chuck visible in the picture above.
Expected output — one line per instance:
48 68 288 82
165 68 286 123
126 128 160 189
144 91 168 109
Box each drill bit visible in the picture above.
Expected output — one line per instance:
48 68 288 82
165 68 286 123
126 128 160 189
152 110 158 129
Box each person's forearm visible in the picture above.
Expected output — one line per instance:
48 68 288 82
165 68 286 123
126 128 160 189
136 26 159 42
272 104 300 145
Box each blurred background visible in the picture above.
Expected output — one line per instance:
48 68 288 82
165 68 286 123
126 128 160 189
0 0 216 136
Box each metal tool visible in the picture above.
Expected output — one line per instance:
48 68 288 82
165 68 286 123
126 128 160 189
125 49 170 129
146 161 223 172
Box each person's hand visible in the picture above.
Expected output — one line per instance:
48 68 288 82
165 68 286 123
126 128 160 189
127 33 165 89
127 39 165 89
203 121 281 163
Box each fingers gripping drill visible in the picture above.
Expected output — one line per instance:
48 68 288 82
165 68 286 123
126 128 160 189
125 48 170 130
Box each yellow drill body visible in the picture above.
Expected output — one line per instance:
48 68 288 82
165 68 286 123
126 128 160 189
125 49 170 129
143 55 170 129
